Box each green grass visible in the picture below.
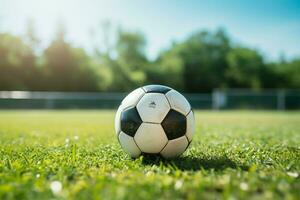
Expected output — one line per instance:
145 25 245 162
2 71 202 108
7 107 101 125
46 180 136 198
0 110 299 200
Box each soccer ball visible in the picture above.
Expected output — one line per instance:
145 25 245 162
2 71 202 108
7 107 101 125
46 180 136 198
115 85 195 158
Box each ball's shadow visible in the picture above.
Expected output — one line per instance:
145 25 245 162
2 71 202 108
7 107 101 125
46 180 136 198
141 154 249 171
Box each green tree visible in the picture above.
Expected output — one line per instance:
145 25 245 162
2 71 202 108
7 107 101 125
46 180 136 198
0 33 37 90
24 19 40 50
0 25 299 93
107 30 148 91
226 47 265 89
156 29 230 92
41 25 100 91
270 59 300 88
283 59 300 88
148 44 184 90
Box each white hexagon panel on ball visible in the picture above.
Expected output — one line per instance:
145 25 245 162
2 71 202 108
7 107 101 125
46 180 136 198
118 131 141 158
134 123 168 153
121 88 145 109
114 104 124 136
160 136 189 158
136 93 170 123
185 111 195 142
165 89 191 116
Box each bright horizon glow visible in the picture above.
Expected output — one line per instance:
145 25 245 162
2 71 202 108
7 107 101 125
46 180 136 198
1 0 300 61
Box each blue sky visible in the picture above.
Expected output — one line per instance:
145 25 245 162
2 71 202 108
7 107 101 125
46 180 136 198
1 0 300 60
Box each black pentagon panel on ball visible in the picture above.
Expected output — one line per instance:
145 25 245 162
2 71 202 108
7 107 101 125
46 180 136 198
161 109 187 140
120 107 142 137
142 84 172 94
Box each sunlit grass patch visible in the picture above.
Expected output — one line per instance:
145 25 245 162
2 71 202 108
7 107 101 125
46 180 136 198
0 110 299 199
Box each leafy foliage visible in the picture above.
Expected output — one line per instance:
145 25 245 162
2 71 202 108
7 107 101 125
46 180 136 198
0 25 299 92
42 37 99 91
226 47 265 89
0 33 37 90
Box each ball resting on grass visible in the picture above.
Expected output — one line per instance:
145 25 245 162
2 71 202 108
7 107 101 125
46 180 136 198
115 84 195 159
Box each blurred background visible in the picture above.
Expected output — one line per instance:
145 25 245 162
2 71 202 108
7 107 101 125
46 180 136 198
0 0 299 109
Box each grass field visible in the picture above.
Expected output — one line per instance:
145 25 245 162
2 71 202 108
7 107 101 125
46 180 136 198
0 110 299 200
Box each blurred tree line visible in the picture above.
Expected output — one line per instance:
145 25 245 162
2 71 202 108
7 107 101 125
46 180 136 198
0 23 299 93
